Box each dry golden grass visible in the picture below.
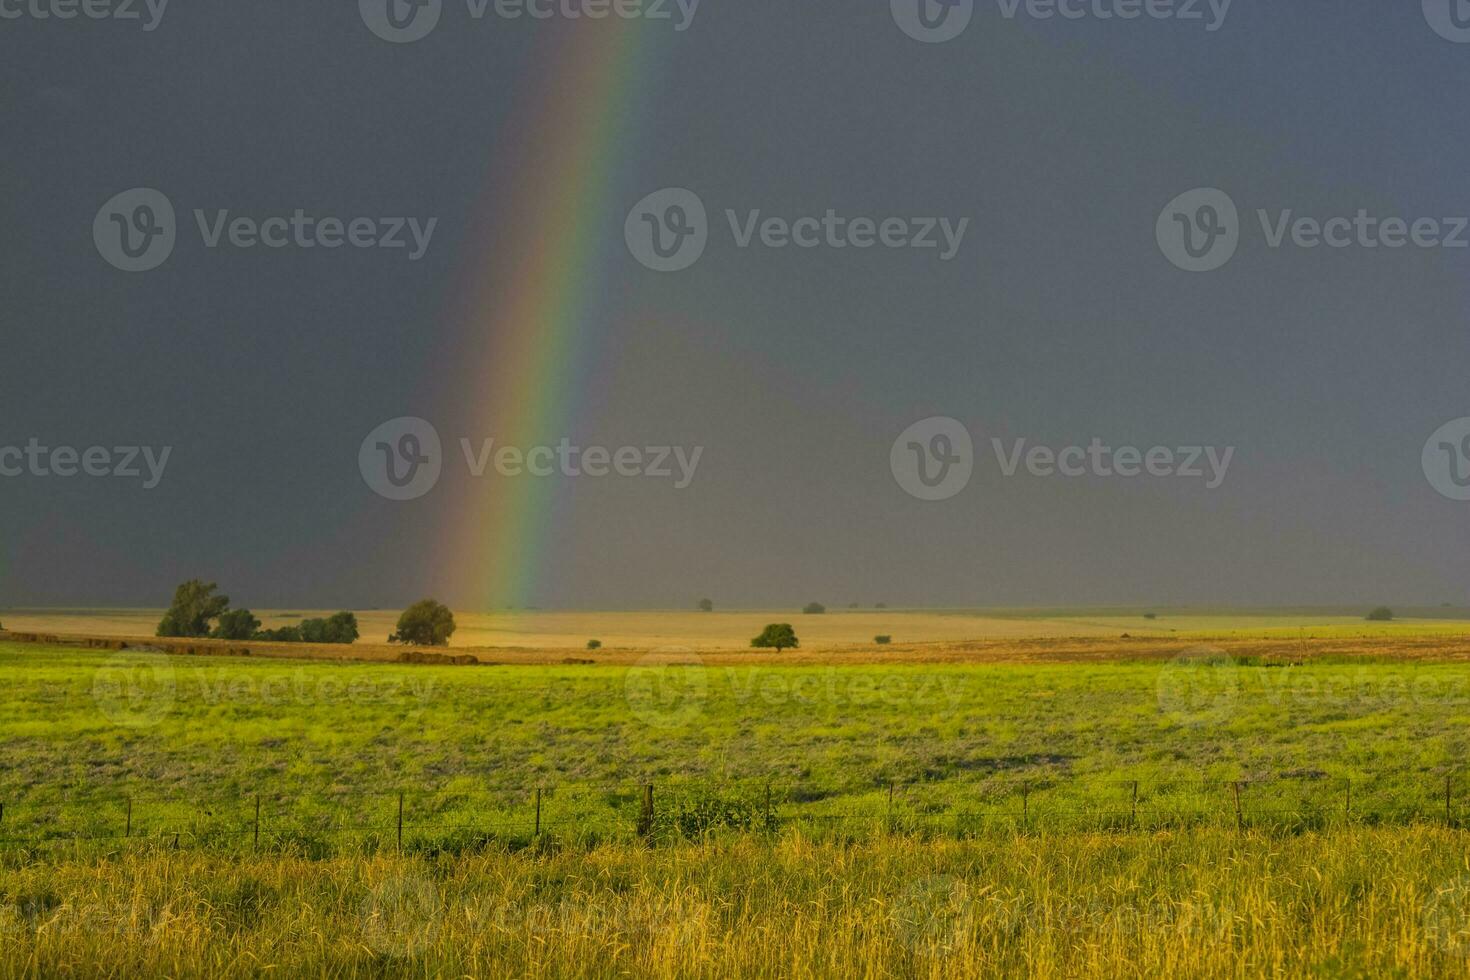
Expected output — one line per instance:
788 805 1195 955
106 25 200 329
0 607 1132 652
6 607 1470 669
6 828 1470 978
8 615 1470 668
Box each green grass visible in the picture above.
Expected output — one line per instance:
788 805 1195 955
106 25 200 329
3 642 1470 849
8 641 1470 977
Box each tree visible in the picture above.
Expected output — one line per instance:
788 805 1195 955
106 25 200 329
256 625 303 643
157 580 230 638
212 608 260 641
803 602 826 615
1366 607 1395 622
698 598 714 613
875 635 892 645
587 639 603 650
325 611 359 644
300 612 359 645
389 599 457 647
751 624 799 652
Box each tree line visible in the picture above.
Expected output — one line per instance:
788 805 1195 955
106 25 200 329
155 581 457 647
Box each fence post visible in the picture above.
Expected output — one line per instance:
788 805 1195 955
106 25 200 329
637 784 655 837
397 792 404 852
1021 785 1029 826
1232 782 1242 831
126 797 132 838
254 795 261 850
534 788 542 837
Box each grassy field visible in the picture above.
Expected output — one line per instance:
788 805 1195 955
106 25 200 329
6 622 1470 976
8 829 1470 978
4 638 1470 841
6 606 1470 651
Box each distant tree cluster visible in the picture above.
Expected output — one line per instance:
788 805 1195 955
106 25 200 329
1366 607 1395 622
803 603 826 615
155 580 358 645
256 612 360 645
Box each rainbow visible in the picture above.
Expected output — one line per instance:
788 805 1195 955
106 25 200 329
446 20 665 610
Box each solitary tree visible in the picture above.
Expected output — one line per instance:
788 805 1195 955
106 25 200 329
1366 607 1395 622
803 602 826 615
212 608 260 641
698 598 714 613
157 580 230 638
389 599 457 647
751 624 799 652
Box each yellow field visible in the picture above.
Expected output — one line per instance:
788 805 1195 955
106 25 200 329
4 607 1470 653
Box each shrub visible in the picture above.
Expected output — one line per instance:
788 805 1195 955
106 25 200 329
653 788 772 839
875 635 892 645
1366 607 1395 622
587 639 602 650
698 599 714 613
802 603 826 615
212 609 261 641
300 612 359 645
389 600 457 647
1143 612 1158 620
157 580 230 638
752 624 798 652
255 626 303 643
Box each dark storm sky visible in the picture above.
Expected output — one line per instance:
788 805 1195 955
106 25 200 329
3 1 1469 610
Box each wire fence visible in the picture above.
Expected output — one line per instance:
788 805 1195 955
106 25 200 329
3 771 1469 855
